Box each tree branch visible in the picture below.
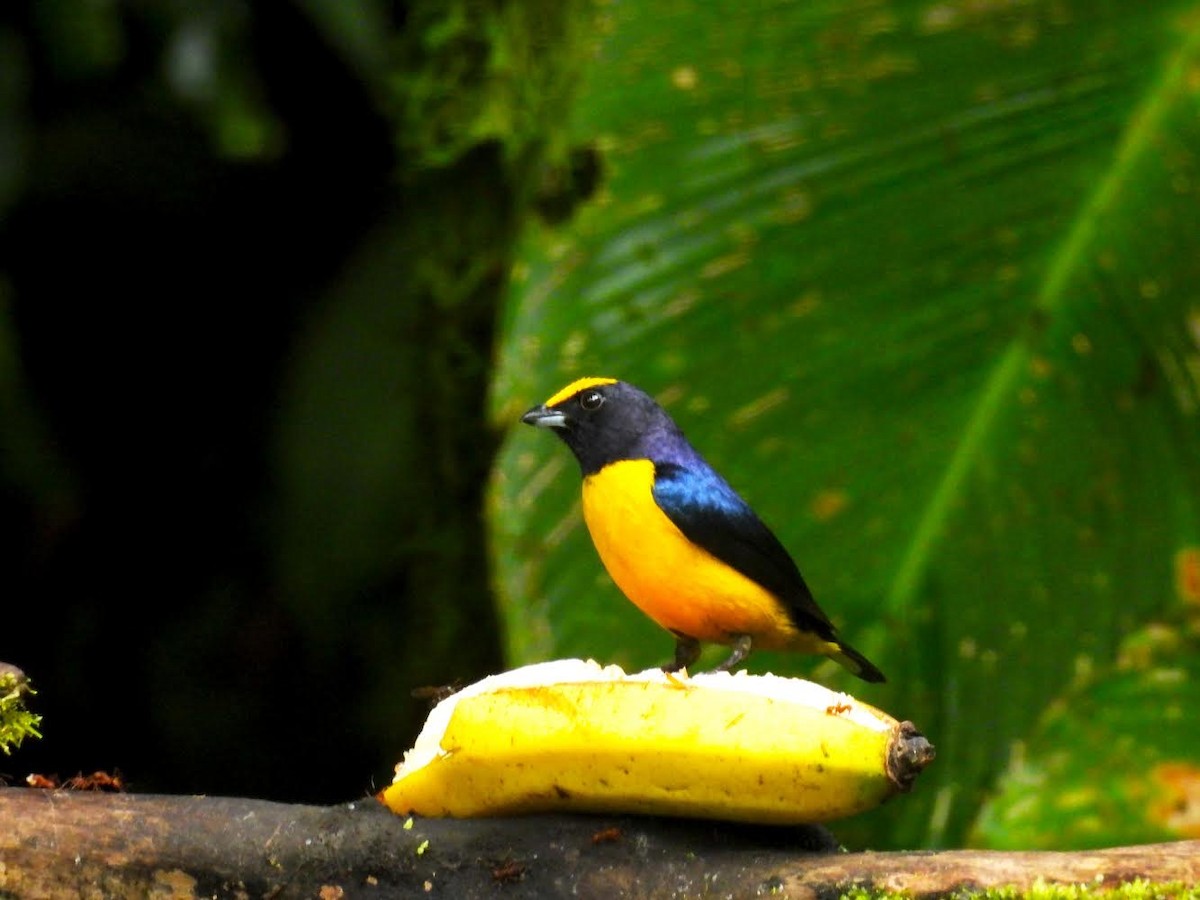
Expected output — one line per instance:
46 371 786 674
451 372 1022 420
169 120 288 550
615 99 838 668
0 789 1195 898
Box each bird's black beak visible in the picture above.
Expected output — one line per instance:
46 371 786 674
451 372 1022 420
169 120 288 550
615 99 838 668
521 405 569 429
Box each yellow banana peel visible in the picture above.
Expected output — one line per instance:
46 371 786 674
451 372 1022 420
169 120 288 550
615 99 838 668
381 659 933 825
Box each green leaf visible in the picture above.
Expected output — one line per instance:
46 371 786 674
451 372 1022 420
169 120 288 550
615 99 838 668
490 0 1200 848
971 627 1200 849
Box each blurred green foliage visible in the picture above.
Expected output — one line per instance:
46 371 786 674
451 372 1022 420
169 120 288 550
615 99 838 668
491 0 1200 850
972 628 1200 849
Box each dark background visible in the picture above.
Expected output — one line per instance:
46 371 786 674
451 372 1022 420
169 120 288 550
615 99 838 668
0 1 588 800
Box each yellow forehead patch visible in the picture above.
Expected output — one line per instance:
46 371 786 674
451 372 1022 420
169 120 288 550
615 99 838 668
543 377 618 408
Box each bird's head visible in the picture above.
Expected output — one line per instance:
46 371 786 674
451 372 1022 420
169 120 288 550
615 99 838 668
521 377 681 475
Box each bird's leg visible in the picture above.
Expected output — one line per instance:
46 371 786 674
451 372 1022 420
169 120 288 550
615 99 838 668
663 634 701 673
712 634 753 672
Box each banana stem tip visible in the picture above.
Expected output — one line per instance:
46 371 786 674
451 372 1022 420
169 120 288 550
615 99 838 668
887 721 936 792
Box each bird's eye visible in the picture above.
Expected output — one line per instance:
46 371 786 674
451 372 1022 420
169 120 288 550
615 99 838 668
579 390 605 411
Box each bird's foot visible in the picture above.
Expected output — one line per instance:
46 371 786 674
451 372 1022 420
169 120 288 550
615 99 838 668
663 634 701 673
711 634 753 672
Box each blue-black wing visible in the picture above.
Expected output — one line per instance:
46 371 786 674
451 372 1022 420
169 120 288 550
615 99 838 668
651 461 837 640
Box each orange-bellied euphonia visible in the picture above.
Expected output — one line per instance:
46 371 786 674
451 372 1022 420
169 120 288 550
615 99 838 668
521 377 885 682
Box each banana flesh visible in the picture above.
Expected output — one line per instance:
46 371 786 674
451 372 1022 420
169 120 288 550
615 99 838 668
381 659 933 825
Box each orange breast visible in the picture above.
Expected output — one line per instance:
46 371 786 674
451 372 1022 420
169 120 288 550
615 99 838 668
581 459 799 647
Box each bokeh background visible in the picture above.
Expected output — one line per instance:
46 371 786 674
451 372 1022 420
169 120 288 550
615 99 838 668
3 0 1199 851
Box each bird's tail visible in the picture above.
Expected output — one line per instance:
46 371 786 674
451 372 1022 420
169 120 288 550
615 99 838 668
830 640 886 683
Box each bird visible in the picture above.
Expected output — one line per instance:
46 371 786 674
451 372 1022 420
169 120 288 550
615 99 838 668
521 377 885 682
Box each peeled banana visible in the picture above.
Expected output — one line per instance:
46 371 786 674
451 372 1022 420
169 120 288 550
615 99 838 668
381 659 933 825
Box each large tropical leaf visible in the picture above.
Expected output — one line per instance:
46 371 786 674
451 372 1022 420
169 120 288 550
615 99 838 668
489 0 1200 849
